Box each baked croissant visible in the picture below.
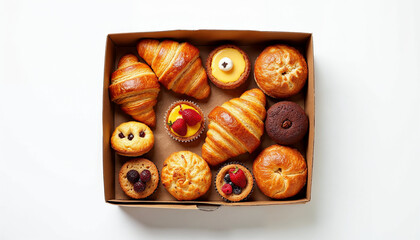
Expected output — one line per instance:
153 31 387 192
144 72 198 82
109 54 160 127
137 39 210 100
202 88 266 166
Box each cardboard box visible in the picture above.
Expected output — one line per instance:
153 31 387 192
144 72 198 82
103 30 314 210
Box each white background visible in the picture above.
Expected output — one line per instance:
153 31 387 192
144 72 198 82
1 0 419 239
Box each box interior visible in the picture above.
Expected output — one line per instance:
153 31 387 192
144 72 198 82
103 30 314 208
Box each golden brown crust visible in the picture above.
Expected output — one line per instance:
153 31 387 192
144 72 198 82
109 54 160 127
254 45 308 98
119 158 159 199
137 39 210 100
164 101 205 142
215 163 253 202
253 145 307 199
161 151 212 200
111 121 154 157
205 45 250 89
202 89 266 166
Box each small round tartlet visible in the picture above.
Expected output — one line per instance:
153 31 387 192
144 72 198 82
111 121 154 156
119 158 159 199
215 162 254 202
164 100 205 142
206 45 251 89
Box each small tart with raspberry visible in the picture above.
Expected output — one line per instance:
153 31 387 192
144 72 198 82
206 45 251 89
215 162 254 202
164 100 205 142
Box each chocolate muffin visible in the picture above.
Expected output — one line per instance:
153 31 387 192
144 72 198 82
265 101 308 145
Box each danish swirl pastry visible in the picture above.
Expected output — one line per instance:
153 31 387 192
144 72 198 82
161 151 212 200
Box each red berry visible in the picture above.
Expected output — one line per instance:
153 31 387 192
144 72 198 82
133 181 146 193
179 106 202 126
140 170 151 183
221 183 232 195
229 167 247 188
168 118 187 136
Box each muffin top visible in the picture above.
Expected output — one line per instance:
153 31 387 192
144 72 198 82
265 101 308 145
119 158 159 199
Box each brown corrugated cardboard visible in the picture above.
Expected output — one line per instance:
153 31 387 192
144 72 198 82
103 30 314 209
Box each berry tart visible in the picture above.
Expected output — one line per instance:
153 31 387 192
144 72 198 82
164 100 205 142
215 162 254 202
206 45 251 89
119 158 159 199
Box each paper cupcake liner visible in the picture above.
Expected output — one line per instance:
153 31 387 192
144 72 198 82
164 100 206 143
214 161 254 203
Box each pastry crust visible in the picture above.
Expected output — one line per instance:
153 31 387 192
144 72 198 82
161 151 212 200
109 54 160 127
164 100 205 143
206 45 250 89
215 163 254 202
111 121 154 157
137 39 210 100
202 89 266 166
254 45 308 98
253 145 307 199
119 158 159 199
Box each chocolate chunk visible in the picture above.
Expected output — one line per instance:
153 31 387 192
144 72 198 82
128 133 134 140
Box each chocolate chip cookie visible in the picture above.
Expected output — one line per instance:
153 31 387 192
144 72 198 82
111 121 154 156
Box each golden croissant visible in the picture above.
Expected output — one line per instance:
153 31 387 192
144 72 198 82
137 39 210 100
202 88 266 166
109 54 160 127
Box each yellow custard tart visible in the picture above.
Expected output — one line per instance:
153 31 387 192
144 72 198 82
164 100 205 142
206 45 251 89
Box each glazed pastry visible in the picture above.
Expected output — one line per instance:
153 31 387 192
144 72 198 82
253 145 307 199
202 88 266 166
215 162 254 202
164 100 205 143
109 54 160 127
206 45 250 89
111 121 154 157
265 101 308 145
254 45 308 98
137 39 210 100
161 151 212 200
119 158 159 199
